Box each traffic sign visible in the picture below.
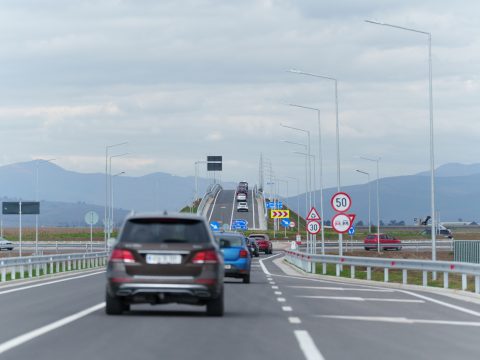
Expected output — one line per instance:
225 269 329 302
332 213 356 234
281 218 291 228
289 221 296 228
210 221 220 231
85 211 99 226
266 201 283 209
270 210 289 219
331 192 352 213
307 220 321 234
348 225 355 236
306 207 321 221
232 219 247 227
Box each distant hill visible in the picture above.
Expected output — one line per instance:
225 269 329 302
0 161 236 226
417 163 480 177
288 165 480 226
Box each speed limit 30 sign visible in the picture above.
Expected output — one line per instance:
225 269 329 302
307 220 321 234
331 192 352 213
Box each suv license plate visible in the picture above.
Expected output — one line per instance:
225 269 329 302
146 254 182 264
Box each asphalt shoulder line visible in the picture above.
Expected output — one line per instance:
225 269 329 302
0 302 105 355
0 270 105 296
317 315 480 327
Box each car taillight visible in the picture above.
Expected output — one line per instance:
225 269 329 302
191 250 219 264
110 249 136 263
239 249 249 258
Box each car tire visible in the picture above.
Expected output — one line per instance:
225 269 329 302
105 291 127 315
206 287 224 317
255 252 259 258
243 274 251 284
364 247 369 251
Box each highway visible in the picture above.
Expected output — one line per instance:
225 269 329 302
206 189 262 230
1 252 480 359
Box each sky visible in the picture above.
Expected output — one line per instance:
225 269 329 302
0 0 479 196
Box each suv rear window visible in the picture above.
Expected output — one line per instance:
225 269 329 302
120 218 210 244
215 236 244 248
250 235 266 240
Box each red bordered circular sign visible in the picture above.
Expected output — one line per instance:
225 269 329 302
330 192 352 213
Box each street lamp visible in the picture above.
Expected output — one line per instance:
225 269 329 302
105 142 128 243
289 103 326 255
285 176 301 235
35 158 56 255
356 169 371 233
194 161 207 204
111 171 125 234
361 156 381 253
288 69 343 255
280 124 312 212
365 19 437 265
109 152 129 239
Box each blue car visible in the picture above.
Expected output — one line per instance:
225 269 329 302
214 232 252 283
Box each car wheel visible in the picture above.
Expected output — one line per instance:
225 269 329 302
243 274 251 284
105 291 127 315
255 252 259 257
364 247 369 251
206 287 224 317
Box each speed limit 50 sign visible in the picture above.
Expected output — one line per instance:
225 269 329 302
306 220 321 234
331 192 352 213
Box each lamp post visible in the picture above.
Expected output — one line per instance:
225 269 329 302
285 176 301 235
109 152 129 239
105 142 128 243
361 156 381 253
35 158 56 255
282 140 309 218
356 169 371 233
111 171 125 235
365 19 437 267
289 103 325 255
288 69 343 255
195 161 207 203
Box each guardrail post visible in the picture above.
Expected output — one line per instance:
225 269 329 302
11 266 15 280
384 268 389 282
62 261 66 272
56 261 60 274
28 260 32 278
443 272 449 289
350 265 355 279
68 256 71 271
422 271 428 287
367 267 371 281
49 258 53 274
335 264 340 277
402 269 407 285
36 263 40 277
83 255 86 269
322 263 326 275
462 274 467 291
475 276 480 294
19 265 24 279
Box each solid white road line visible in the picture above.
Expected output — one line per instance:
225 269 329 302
207 188 222 223
228 190 236 228
294 330 325 360
0 271 105 296
289 317 302 324
288 286 394 292
317 315 480 327
259 253 282 275
0 302 105 355
282 306 293 312
297 295 424 303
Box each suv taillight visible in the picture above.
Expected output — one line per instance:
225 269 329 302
110 249 136 263
239 249 249 258
191 250 219 264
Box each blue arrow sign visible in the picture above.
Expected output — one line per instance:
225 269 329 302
281 218 291 228
231 224 248 231
232 219 247 226
266 201 283 209
210 221 220 231
348 226 355 235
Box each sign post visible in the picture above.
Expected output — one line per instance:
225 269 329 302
85 211 99 252
331 192 353 257
306 207 321 255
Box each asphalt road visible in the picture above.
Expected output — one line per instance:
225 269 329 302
207 189 261 230
1 254 480 359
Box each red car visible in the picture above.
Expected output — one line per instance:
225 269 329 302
248 234 272 254
364 233 402 251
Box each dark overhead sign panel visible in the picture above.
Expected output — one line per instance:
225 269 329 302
207 156 222 162
3 202 40 215
207 162 222 171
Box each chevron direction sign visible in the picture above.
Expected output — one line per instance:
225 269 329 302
270 210 289 219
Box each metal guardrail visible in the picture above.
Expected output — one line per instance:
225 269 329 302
196 183 222 216
284 249 480 294
454 240 480 264
298 240 454 251
0 251 108 282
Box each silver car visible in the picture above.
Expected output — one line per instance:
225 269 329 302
237 202 248 212
0 238 14 251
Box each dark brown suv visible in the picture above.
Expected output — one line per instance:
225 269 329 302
105 213 224 316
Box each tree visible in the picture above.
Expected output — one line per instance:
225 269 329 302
356 220 364 226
